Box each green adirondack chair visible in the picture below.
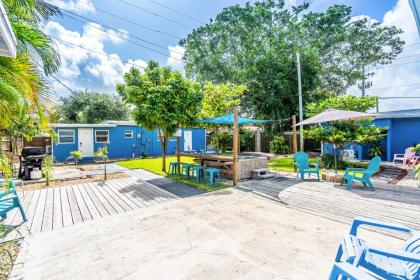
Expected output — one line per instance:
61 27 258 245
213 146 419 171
340 156 381 190
294 152 320 181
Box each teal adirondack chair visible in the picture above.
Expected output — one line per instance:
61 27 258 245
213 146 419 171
294 152 320 181
334 217 420 280
340 156 381 190
0 180 27 222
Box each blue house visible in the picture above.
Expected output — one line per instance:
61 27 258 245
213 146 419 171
323 109 420 162
51 121 206 162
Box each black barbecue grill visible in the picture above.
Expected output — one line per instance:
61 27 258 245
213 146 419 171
19 147 45 180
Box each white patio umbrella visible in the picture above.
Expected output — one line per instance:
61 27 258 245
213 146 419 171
294 109 376 181
295 109 376 127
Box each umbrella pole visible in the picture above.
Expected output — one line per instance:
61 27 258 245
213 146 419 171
233 107 239 187
333 143 338 184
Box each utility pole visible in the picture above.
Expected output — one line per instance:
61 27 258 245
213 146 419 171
296 53 304 151
361 65 366 97
358 66 374 97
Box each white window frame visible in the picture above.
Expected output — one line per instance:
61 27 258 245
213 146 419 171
95 130 109 143
57 129 75 144
124 130 133 138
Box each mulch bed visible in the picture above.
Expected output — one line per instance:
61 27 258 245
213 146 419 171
0 240 20 280
15 172 128 191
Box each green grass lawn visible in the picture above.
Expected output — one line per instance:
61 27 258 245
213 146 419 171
116 156 231 192
268 156 368 174
268 156 319 173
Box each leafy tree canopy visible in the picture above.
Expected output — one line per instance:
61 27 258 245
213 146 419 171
201 82 246 118
180 0 403 125
59 90 130 124
116 61 202 171
306 95 377 116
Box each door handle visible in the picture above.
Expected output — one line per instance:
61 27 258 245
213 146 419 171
80 142 82 146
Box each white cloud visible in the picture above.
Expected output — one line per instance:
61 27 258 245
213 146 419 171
349 0 420 112
167 45 185 71
48 0 95 13
45 21 146 93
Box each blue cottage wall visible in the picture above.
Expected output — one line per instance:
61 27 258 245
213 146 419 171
321 117 420 162
52 125 206 162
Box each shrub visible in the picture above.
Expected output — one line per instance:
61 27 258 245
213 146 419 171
269 136 289 155
240 130 254 152
42 155 53 187
319 154 347 170
70 150 83 166
210 132 232 153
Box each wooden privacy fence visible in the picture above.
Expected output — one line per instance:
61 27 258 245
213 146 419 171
260 131 320 154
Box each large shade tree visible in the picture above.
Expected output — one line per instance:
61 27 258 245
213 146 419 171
116 62 202 172
180 1 404 125
59 90 130 123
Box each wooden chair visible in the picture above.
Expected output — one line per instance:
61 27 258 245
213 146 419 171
340 156 381 191
0 181 27 222
294 152 320 181
335 217 420 280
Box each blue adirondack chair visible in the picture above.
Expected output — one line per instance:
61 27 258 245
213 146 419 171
340 156 381 190
294 152 320 181
0 180 27 222
329 262 377 280
335 217 420 280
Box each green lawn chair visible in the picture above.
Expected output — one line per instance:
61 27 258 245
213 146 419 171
294 152 320 181
340 156 381 190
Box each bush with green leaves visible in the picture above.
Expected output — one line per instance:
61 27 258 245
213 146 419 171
42 155 53 187
94 145 108 181
240 130 254 152
70 150 83 166
210 132 233 153
319 154 347 170
269 136 289 155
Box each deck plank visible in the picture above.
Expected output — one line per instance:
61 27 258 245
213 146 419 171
31 189 47 233
98 182 131 212
66 186 83 225
52 188 63 230
82 183 109 217
103 181 137 211
72 185 93 222
60 187 73 227
110 179 149 208
86 182 117 215
41 188 54 232
75 184 101 220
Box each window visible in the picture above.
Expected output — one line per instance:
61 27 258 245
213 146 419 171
95 130 109 143
124 130 133 138
58 129 75 144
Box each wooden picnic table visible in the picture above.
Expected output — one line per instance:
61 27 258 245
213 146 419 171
177 153 234 178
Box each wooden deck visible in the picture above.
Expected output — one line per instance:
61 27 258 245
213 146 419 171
238 175 420 231
3 177 177 237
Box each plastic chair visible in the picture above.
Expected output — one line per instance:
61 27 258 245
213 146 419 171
168 161 180 175
181 163 194 179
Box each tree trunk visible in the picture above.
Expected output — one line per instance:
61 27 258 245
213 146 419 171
158 129 167 172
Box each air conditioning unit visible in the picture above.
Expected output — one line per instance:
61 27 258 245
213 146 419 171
343 149 355 161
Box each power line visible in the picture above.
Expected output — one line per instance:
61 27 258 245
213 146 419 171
366 82 420 91
116 0 194 29
61 9 183 60
147 0 205 25
91 6 180 40
50 36 147 70
374 60 420 70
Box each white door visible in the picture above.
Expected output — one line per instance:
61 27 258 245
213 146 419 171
184 130 192 151
78 128 94 157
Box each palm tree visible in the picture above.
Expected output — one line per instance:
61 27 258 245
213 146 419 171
0 0 61 129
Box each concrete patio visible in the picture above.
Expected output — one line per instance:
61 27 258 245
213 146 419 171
9 188 404 280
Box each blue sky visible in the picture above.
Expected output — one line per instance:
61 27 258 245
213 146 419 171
46 0 420 111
